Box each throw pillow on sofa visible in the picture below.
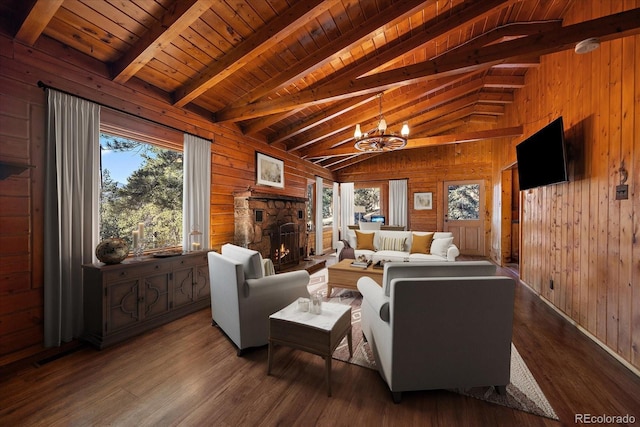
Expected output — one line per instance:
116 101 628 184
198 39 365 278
355 230 376 250
379 236 406 251
410 232 434 254
430 237 453 258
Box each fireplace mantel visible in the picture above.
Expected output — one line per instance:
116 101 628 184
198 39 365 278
233 190 307 204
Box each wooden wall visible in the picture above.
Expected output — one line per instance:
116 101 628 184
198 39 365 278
490 1 639 372
337 139 494 247
0 33 332 365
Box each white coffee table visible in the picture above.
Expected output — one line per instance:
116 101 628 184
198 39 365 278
267 300 352 397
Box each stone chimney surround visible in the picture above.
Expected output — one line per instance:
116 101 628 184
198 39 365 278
233 190 307 269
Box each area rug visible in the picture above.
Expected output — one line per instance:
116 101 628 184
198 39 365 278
308 270 558 420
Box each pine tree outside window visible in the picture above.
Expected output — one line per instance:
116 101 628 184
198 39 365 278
100 132 183 253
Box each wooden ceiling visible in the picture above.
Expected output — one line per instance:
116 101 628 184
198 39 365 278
3 0 640 171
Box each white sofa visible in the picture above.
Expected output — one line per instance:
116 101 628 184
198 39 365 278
336 229 460 263
357 261 515 402
207 244 310 355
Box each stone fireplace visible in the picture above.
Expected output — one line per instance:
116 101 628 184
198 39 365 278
233 191 307 271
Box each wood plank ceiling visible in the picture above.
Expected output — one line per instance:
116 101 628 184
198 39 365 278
4 0 640 171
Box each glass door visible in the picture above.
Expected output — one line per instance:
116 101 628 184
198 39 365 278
443 181 485 256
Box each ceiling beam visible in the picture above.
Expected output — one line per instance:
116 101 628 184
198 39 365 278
300 97 480 159
235 0 520 135
298 75 491 157
14 0 63 46
269 94 375 147
217 0 517 122
172 0 335 107
111 0 215 84
217 8 640 122
286 87 412 152
407 101 483 138
317 154 376 171
284 73 472 151
260 21 549 142
478 92 515 104
310 126 523 158
241 107 306 137
233 0 430 107
483 75 525 88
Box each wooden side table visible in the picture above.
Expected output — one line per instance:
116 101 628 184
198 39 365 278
267 301 352 397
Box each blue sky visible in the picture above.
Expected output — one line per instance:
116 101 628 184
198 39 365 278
101 148 142 185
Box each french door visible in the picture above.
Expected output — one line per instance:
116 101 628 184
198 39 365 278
443 180 485 256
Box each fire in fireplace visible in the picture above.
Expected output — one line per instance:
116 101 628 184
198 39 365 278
272 222 300 271
274 243 290 260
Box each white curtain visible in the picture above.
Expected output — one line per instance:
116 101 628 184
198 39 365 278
315 176 323 255
44 89 100 347
182 134 211 251
332 181 339 250
339 182 354 241
389 179 408 227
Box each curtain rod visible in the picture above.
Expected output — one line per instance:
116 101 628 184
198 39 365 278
37 80 211 142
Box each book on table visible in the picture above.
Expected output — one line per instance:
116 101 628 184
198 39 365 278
351 260 372 268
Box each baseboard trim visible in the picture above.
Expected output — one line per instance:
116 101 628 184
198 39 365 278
519 280 640 379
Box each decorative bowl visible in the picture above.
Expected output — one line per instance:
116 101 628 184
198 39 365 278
95 238 130 264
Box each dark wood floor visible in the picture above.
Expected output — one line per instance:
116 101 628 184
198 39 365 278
1 256 639 426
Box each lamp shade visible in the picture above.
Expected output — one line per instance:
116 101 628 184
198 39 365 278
378 118 387 133
354 124 362 139
401 122 409 137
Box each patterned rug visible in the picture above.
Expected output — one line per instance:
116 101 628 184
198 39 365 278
308 270 558 420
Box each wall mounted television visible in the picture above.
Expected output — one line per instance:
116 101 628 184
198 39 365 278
516 116 569 190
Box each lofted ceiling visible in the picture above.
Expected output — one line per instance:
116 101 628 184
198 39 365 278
3 0 640 171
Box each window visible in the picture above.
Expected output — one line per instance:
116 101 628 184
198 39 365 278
100 133 183 252
447 183 480 220
354 187 380 223
322 186 333 227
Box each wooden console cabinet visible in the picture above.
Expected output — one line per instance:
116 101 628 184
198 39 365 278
82 251 210 349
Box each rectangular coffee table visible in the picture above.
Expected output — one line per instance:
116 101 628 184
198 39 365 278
327 259 383 297
267 301 352 397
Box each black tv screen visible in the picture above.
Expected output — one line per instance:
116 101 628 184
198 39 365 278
516 117 569 190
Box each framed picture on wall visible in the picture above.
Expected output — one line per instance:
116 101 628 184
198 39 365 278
414 192 433 210
256 152 284 188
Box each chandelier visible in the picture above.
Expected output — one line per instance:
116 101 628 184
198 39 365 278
354 93 409 152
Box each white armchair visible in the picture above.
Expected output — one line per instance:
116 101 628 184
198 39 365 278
208 244 310 355
357 261 515 402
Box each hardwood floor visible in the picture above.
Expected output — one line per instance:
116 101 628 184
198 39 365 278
1 258 639 426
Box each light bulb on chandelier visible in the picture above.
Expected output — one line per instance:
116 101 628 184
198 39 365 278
353 93 409 152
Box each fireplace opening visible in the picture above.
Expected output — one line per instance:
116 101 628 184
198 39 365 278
271 222 300 271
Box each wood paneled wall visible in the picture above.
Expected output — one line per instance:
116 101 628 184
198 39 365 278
491 1 639 372
0 74 46 364
208 133 332 250
0 33 332 365
337 139 494 242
